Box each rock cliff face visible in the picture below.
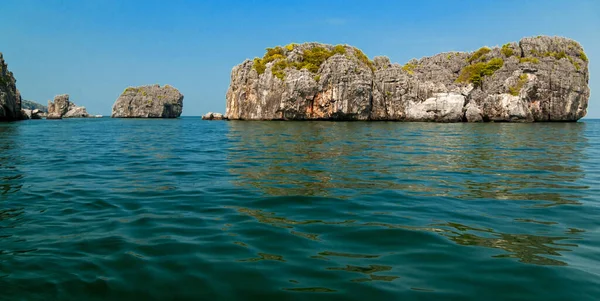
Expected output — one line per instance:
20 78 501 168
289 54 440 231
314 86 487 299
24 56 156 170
111 84 183 118
0 52 23 121
226 36 589 122
47 94 95 119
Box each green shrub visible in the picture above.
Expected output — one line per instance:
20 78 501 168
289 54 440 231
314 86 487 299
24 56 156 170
253 44 373 78
252 46 286 74
530 50 566 60
285 43 297 51
314 75 321 82
568 56 581 71
402 63 417 75
302 47 335 70
547 51 567 60
519 57 540 64
501 43 514 57
332 45 346 55
579 50 588 62
508 74 528 96
467 47 491 63
354 48 375 71
271 59 289 80
456 57 504 87
253 58 266 74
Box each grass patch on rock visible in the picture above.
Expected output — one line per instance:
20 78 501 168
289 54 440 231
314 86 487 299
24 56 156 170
519 57 540 64
456 57 504 87
501 43 514 57
508 74 528 96
402 63 417 75
467 47 491 63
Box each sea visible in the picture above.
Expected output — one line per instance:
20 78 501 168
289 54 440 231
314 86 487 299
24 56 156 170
1 117 599 300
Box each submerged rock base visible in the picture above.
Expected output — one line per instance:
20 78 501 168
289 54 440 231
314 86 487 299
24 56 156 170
226 36 589 122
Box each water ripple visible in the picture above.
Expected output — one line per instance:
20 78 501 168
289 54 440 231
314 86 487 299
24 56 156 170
0 118 599 300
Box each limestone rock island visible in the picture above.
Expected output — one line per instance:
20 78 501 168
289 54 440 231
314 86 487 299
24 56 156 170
111 84 183 118
47 94 98 119
226 36 589 122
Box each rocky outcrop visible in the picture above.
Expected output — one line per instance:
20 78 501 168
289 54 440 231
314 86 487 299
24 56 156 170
226 36 589 122
202 112 226 120
0 52 23 121
47 94 95 119
111 84 183 118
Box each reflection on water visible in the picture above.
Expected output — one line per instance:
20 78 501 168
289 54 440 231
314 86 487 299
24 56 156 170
227 122 589 206
435 222 575 266
227 121 593 267
0 124 23 195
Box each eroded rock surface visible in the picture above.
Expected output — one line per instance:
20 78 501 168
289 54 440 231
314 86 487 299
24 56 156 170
226 36 589 122
0 52 23 121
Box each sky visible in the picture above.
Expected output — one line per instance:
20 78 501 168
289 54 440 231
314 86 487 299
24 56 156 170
1 0 599 117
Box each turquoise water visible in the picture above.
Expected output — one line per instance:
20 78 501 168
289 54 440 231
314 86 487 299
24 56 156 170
1 118 599 300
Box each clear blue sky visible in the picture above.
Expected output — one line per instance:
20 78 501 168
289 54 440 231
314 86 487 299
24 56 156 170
1 0 598 117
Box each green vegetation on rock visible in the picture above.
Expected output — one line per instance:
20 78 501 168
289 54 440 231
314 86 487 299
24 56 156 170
354 48 375 71
402 63 417 75
456 57 504 87
528 49 584 69
509 74 528 96
579 50 588 62
568 56 581 70
285 44 296 51
252 46 285 75
272 59 289 80
295 46 343 73
519 57 540 64
547 51 567 60
501 43 514 57
252 44 373 80
467 47 491 63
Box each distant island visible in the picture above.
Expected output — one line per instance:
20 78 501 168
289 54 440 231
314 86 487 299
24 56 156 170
21 100 47 112
226 36 589 122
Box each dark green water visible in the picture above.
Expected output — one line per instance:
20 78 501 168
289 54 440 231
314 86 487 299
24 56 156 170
1 118 599 300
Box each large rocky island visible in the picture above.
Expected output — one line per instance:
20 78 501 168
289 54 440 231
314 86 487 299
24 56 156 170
226 36 589 122
112 84 183 118
0 52 23 121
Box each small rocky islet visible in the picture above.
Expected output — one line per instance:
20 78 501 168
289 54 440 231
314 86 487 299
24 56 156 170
0 35 591 122
46 94 101 119
111 84 183 118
